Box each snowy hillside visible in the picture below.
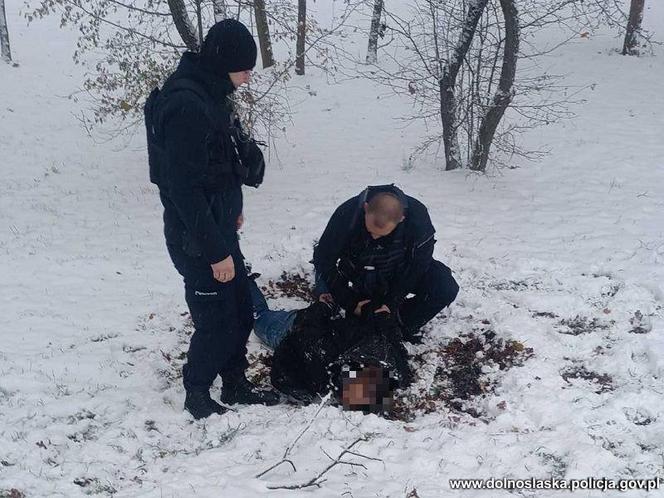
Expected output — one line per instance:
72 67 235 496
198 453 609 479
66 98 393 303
1 0 663 497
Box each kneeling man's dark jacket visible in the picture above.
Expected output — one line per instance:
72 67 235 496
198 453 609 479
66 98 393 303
313 185 436 314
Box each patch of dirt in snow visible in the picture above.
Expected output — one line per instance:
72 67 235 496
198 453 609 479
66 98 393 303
0 490 26 498
261 270 315 302
628 310 653 334
557 315 613 336
561 365 614 393
394 327 534 421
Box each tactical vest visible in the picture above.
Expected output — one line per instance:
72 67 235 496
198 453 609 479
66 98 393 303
144 78 264 191
340 223 409 298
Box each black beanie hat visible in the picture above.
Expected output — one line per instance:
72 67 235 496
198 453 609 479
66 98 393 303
200 19 258 75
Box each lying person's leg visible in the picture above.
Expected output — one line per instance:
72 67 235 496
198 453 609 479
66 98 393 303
248 279 298 349
397 260 459 339
248 276 270 315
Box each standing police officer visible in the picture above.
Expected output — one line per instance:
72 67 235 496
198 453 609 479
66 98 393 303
145 19 278 419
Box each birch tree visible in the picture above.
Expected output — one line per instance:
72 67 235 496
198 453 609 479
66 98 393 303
439 0 490 170
168 0 200 52
366 0 384 64
213 0 229 21
0 0 11 63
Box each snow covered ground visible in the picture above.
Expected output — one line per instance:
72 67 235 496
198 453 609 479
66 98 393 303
1 1 663 497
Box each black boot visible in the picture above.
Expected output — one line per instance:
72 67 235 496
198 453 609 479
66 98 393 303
185 390 228 419
396 308 424 344
221 371 280 406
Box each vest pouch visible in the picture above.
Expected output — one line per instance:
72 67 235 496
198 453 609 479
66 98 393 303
241 139 265 188
208 134 236 176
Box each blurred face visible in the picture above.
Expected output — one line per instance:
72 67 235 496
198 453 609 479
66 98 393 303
344 379 373 407
363 202 404 239
364 212 398 240
229 70 252 88
342 366 393 412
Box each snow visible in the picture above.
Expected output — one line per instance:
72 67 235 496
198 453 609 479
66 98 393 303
1 0 663 497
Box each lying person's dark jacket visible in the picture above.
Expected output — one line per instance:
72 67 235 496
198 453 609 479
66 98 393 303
270 302 412 402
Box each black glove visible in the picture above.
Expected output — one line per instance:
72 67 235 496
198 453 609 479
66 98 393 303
309 300 335 321
325 268 362 315
372 311 403 342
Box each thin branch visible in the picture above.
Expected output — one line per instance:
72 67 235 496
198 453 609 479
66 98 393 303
106 0 171 17
345 450 383 462
267 436 371 490
252 1 361 104
255 392 332 479
59 0 185 49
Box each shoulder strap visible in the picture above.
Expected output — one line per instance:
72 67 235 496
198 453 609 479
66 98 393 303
161 78 230 132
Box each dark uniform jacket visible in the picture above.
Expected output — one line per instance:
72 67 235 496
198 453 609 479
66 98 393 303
147 52 258 267
313 185 436 314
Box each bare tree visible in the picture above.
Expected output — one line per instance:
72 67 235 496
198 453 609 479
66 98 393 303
295 0 306 75
0 0 12 62
568 0 657 54
254 0 275 68
168 0 200 52
360 0 611 172
195 0 205 44
622 0 645 55
213 0 228 21
26 0 360 139
439 0 489 170
366 0 384 64
470 0 518 171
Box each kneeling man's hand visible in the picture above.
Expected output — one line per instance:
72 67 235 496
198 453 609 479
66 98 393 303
319 293 334 304
354 299 371 316
211 255 235 283
374 304 391 314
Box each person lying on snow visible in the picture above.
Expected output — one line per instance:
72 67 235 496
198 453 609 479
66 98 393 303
248 279 412 414
313 184 460 343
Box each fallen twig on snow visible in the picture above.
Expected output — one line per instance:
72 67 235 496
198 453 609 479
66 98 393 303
255 392 332 478
266 436 374 490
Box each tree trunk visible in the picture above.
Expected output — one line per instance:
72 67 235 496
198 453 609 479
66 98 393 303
0 0 12 63
167 0 200 52
295 0 306 75
254 0 275 68
195 0 204 47
470 0 519 172
213 0 228 22
439 0 489 170
366 0 384 64
622 0 645 55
